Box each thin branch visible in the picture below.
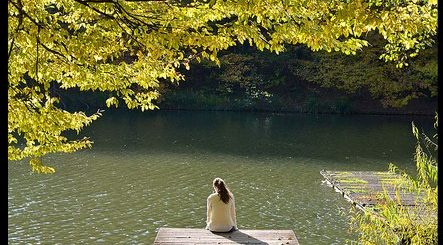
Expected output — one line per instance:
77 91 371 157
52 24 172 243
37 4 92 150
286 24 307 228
59 41 69 54
8 3 24 59
76 0 116 3
114 18 147 50
125 0 169 2
74 0 117 20
40 42 68 60
36 26 40 83
188 50 204 62
9 85 39 113
79 0 169 2
113 2 150 26
9 0 44 29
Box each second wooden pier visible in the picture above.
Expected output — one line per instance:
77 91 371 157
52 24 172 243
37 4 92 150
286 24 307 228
320 170 426 211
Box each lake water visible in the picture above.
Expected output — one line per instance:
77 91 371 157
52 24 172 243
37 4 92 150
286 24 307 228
8 110 435 244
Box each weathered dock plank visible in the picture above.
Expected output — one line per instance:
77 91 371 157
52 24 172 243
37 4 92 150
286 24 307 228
320 170 426 209
154 228 299 245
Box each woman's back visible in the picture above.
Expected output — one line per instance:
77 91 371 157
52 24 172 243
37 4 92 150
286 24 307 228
206 178 237 232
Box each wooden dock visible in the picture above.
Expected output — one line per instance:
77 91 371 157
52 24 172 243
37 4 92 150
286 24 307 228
154 228 299 244
320 170 425 211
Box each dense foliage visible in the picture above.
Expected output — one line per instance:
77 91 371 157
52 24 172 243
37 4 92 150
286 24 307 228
160 39 436 112
8 0 438 172
292 35 438 108
349 114 438 244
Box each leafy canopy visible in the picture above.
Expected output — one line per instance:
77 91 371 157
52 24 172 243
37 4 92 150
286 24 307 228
8 0 438 172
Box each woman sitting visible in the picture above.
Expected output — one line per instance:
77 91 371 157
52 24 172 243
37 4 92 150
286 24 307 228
205 177 238 232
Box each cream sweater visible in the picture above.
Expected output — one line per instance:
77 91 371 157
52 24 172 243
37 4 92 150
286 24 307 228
205 193 237 232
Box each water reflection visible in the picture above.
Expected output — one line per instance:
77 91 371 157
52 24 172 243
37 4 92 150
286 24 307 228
8 111 434 244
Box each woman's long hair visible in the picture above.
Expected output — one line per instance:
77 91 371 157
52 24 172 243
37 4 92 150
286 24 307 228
213 177 232 204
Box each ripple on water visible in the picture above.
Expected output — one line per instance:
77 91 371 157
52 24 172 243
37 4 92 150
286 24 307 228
9 112 426 244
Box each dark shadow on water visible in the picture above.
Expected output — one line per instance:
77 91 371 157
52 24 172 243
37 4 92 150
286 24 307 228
211 230 269 245
81 110 434 164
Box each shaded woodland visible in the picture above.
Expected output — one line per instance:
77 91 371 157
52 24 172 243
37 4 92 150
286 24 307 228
58 34 437 115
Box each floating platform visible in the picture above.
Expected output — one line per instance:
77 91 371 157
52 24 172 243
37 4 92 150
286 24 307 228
320 170 426 210
154 228 299 244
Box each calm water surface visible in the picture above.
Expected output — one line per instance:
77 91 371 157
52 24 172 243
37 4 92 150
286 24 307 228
8 111 435 244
